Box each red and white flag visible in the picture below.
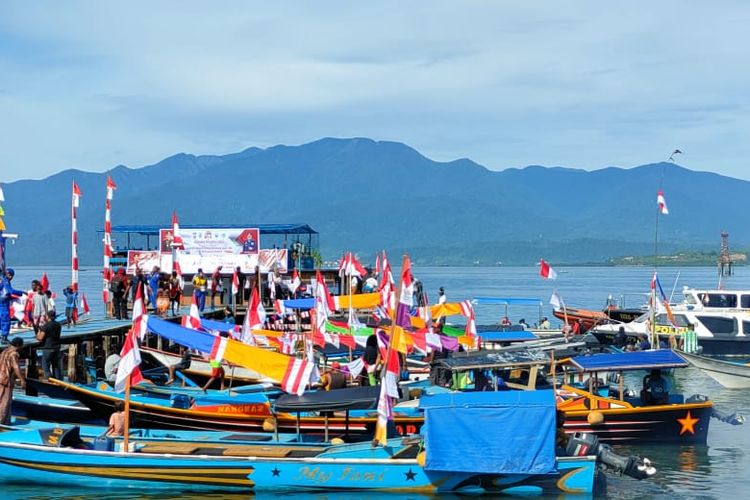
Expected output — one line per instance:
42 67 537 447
288 269 301 295
182 294 202 330
539 259 558 280
171 211 185 248
657 190 669 215
231 270 239 296
460 300 477 339
338 251 367 278
72 181 82 208
81 292 91 315
114 325 145 392
248 287 266 328
314 270 336 333
131 282 149 340
281 357 315 396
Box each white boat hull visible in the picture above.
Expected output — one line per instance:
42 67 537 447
681 350 750 389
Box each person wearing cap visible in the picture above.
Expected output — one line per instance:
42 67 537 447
321 361 346 391
192 268 208 312
0 268 25 344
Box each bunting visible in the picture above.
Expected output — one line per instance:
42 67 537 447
182 294 202 330
131 282 149 340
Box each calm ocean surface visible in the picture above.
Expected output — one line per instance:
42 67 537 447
5 265 750 499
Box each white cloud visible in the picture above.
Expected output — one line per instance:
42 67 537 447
0 1 749 180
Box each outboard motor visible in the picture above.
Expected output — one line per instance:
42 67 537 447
686 394 745 425
566 432 656 480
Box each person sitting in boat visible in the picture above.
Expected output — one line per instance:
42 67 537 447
518 318 528 330
321 361 346 391
641 369 669 405
638 334 651 351
107 400 126 437
539 317 551 329
614 326 628 348
166 346 192 385
500 316 512 328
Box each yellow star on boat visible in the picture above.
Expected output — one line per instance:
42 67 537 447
677 411 699 435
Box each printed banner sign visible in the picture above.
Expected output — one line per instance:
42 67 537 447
160 227 259 256
127 250 161 274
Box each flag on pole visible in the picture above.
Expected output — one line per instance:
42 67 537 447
72 182 82 208
114 326 145 392
231 269 239 296
289 269 301 295
539 259 558 280
81 292 91 315
171 211 184 248
40 273 49 293
248 287 266 329
182 294 202 330
103 176 116 306
131 282 149 340
550 289 564 311
657 190 669 215
0 184 4 202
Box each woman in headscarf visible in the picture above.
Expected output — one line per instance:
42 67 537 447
0 337 26 424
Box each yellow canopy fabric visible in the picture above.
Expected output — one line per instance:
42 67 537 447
333 292 380 310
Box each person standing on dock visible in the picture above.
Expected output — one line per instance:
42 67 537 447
0 269 25 344
31 281 50 334
0 337 26 424
210 266 223 309
147 266 161 312
234 266 246 305
111 268 129 320
63 286 78 328
192 268 208 312
36 310 62 379
168 271 182 316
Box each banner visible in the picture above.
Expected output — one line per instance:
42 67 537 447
160 227 259 255
160 248 288 274
127 250 160 274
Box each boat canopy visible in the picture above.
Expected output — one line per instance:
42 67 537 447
479 331 539 342
437 349 548 371
419 390 557 475
200 318 237 333
568 349 688 372
473 297 542 306
274 386 379 413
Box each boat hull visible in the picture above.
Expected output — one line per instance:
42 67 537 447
680 351 750 389
0 439 597 494
563 402 712 444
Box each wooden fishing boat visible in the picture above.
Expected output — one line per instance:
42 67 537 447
0 391 606 495
679 350 750 389
557 350 714 444
49 380 424 436
11 393 104 426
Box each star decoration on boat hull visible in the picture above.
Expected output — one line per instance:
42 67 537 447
404 468 417 481
677 411 699 435
271 467 281 477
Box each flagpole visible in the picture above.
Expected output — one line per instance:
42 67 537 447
123 369 131 452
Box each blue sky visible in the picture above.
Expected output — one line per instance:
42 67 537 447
1 1 749 181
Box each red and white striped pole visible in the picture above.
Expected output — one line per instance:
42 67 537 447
71 181 82 291
103 176 117 315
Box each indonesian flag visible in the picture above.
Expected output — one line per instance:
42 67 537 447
114 326 145 392
339 251 368 278
81 292 91 315
0 184 4 202
10 295 27 322
182 294 202 330
40 273 49 293
314 270 336 332
657 190 669 215
106 175 117 199
171 211 185 249
131 282 149 340
375 253 381 277
289 269 301 295
231 270 239 296
242 287 266 344
459 300 477 339
72 181 82 207
539 259 558 280
395 255 415 328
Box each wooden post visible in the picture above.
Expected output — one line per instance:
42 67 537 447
67 343 77 382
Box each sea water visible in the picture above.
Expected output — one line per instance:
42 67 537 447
4 265 750 499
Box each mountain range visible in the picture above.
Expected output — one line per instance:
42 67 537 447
1 137 746 266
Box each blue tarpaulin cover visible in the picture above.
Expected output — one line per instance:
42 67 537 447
480 331 539 342
201 318 237 332
147 317 216 354
418 390 556 475
280 298 315 310
570 349 688 372
472 297 542 306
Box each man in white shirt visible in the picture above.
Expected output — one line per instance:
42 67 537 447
438 287 447 305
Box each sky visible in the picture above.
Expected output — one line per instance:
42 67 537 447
1 1 749 182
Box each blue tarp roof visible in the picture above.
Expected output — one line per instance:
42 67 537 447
419 390 556 475
147 317 217 354
480 331 539 342
569 349 688 372
100 223 318 235
473 297 542 306
201 318 237 332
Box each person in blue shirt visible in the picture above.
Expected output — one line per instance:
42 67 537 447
147 266 161 312
641 369 670 405
0 268 25 344
63 286 78 328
